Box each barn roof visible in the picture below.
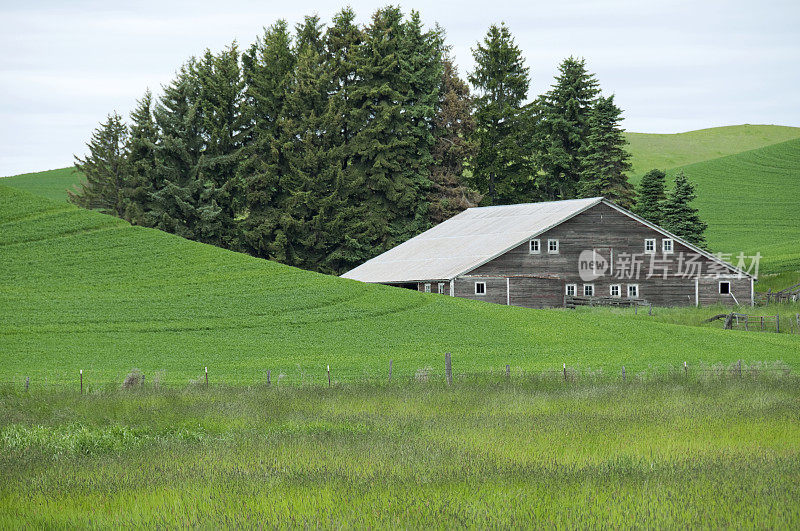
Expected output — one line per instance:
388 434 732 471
341 197 604 283
342 196 753 283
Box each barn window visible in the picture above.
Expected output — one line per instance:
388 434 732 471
719 281 731 294
583 284 594 296
475 282 486 295
438 282 445 294
548 239 559 254
529 239 541 254
627 284 639 298
424 283 431 293
662 238 674 254
565 284 576 297
610 284 621 297
644 239 656 254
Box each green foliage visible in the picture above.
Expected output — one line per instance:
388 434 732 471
124 90 158 226
68 113 129 215
663 171 707 248
579 95 634 207
1 382 800 526
632 169 667 225
535 56 600 200
1 185 798 386
468 23 535 205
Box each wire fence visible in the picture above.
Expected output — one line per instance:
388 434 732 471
1 359 795 394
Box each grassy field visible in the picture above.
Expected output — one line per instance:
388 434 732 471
2 183 799 388
625 124 800 177
1 380 799 527
0 167 80 202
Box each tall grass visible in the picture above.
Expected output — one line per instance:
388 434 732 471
1 380 798 527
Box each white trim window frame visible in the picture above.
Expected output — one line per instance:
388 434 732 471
719 281 731 295
583 284 594 297
627 284 639 299
475 281 486 296
529 239 541 254
424 283 431 293
565 284 577 297
548 239 559 254
662 238 674 254
610 284 621 297
644 238 656 254
437 282 445 294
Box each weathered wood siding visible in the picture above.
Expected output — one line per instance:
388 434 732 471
453 277 507 305
465 202 751 307
698 277 752 306
509 277 564 309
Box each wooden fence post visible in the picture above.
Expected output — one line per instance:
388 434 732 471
684 361 688 377
796 314 799 334
445 352 452 386
267 370 271 386
648 304 652 316
622 365 626 382
738 359 742 378
761 316 764 331
327 365 331 388
142 374 145 388
25 376 29 392
506 364 510 379
389 360 393 382
563 363 567 382
776 315 780 333
204 366 208 387
80 369 83 395
744 315 748 331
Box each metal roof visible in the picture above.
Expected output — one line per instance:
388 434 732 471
341 197 603 283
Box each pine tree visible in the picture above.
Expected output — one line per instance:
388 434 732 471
195 44 247 247
239 21 295 259
149 61 206 240
124 90 159 226
69 112 129 216
535 56 600 200
662 171 707 247
579 95 635 208
428 51 481 223
468 23 534 205
632 169 667 224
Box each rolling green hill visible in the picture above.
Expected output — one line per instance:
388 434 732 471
1 184 797 386
0 167 81 202
625 124 800 177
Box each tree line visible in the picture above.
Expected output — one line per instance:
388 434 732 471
70 7 707 275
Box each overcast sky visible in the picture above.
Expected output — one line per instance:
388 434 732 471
1 0 798 176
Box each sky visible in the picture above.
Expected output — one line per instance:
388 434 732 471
1 0 798 176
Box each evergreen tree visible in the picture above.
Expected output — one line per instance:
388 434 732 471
124 90 159 226
149 61 206 240
429 51 481 223
195 44 247 247
535 56 600 200
579 95 635 208
632 168 667 224
69 112 129 216
239 21 295 259
662 171 707 247
468 23 534 205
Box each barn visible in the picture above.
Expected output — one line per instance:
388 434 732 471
342 197 755 308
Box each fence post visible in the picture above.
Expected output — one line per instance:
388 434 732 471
205 366 208 387
445 352 452 386
738 359 742 378
25 376 29 392
761 316 764 331
563 363 567 382
266 370 271 386
327 365 331 387
80 369 83 395
634 302 638 315
648 304 652 316
389 360 393 382
506 364 510 380
776 315 780 333
796 314 799 334
684 361 687 377
142 374 145 388
622 365 626 382
744 315 748 331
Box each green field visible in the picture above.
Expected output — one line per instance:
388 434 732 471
2 380 799 527
2 183 798 387
625 124 800 177
0 167 80 202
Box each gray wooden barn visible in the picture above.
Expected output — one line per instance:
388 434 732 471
342 197 755 308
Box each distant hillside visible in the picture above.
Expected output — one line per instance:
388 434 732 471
1 167 80 202
625 124 800 177
663 138 800 275
2 184 797 385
